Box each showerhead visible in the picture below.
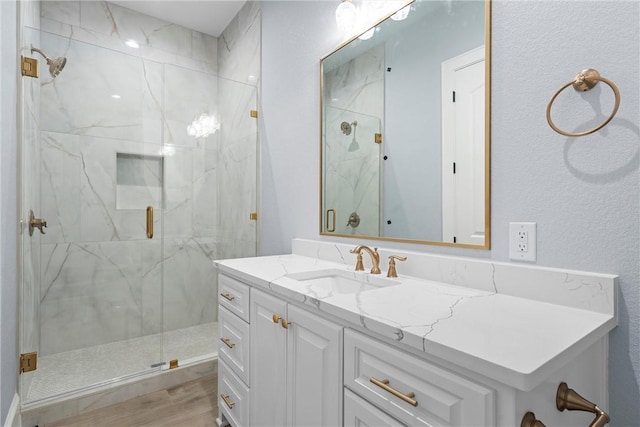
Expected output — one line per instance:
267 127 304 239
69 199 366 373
30 45 67 78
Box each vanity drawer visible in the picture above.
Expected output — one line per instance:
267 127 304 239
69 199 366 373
344 388 407 427
219 274 250 322
219 306 250 385
344 329 494 427
219 359 250 427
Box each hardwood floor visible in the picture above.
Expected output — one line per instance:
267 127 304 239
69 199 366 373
46 374 218 427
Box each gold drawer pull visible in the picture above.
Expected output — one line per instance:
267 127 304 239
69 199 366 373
220 292 235 301
370 377 418 407
220 337 235 349
220 393 235 409
272 314 281 324
281 318 292 329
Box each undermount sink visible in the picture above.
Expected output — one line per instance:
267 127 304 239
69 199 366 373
285 268 399 295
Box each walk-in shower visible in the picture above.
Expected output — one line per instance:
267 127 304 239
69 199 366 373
19 13 258 410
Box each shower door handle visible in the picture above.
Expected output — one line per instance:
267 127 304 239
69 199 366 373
146 206 153 239
326 209 336 232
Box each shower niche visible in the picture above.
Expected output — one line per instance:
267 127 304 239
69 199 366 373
116 153 164 210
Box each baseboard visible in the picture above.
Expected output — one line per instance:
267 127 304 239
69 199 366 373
4 393 21 427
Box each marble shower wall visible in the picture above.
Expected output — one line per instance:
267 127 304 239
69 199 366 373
34 1 258 355
323 45 384 236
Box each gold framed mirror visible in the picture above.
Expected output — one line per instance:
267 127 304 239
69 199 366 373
320 0 491 249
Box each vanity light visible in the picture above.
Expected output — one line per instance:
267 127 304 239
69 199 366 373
125 39 140 49
336 0 358 32
187 113 220 138
390 4 411 21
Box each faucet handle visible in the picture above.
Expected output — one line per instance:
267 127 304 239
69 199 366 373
387 255 407 278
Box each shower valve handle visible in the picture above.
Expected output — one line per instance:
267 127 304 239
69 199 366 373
28 210 47 236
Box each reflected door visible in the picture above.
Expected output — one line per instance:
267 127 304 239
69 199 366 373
442 46 486 245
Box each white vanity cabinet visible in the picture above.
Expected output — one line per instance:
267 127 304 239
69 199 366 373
217 245 615 427
250 288 343 427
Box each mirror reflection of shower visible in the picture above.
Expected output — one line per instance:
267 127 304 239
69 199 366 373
30 44 67 78
341 120 360 152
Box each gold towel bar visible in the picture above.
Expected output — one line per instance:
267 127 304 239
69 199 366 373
520 382 610 427
546 68 620 137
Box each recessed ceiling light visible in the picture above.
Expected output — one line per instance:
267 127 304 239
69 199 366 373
125 39 140 49
111 94 121 99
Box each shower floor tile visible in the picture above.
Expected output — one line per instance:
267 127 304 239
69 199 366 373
25 322 217 403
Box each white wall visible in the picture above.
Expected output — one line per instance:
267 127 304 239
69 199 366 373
0 0 18 424
261 1 639 425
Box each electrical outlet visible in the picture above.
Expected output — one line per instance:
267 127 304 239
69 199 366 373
509 222 536 262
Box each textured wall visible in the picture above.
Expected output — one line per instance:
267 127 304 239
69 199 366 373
261 1 639 425
0 0 18 423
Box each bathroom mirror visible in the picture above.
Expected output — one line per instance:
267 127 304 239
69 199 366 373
320 0 490 248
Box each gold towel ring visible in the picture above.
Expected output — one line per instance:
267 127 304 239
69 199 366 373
546 68 620 137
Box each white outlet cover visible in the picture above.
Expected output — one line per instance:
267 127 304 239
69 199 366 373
509 222 536 262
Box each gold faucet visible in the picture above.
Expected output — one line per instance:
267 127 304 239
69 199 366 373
350 245 381 274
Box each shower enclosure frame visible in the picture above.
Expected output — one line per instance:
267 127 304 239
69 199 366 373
17 24 259 409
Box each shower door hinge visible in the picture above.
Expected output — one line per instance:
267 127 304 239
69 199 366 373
21 56 39 78
374 133 382 144
250 110 258 118
250 212 258 221
169 359 179 369
20 352 37 373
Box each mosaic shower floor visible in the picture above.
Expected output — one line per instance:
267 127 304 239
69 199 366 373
25 322 217 403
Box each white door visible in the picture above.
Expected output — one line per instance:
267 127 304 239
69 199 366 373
250 289 288 427
441 46 486 245
286 305 343 427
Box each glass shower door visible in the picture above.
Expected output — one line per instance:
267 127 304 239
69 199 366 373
20 29 165 404
160 66 258 365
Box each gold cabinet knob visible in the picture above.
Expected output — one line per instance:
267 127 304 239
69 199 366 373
281 319 291 329
272 314 281 324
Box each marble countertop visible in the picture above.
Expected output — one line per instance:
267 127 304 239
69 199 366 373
216 252 616 391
